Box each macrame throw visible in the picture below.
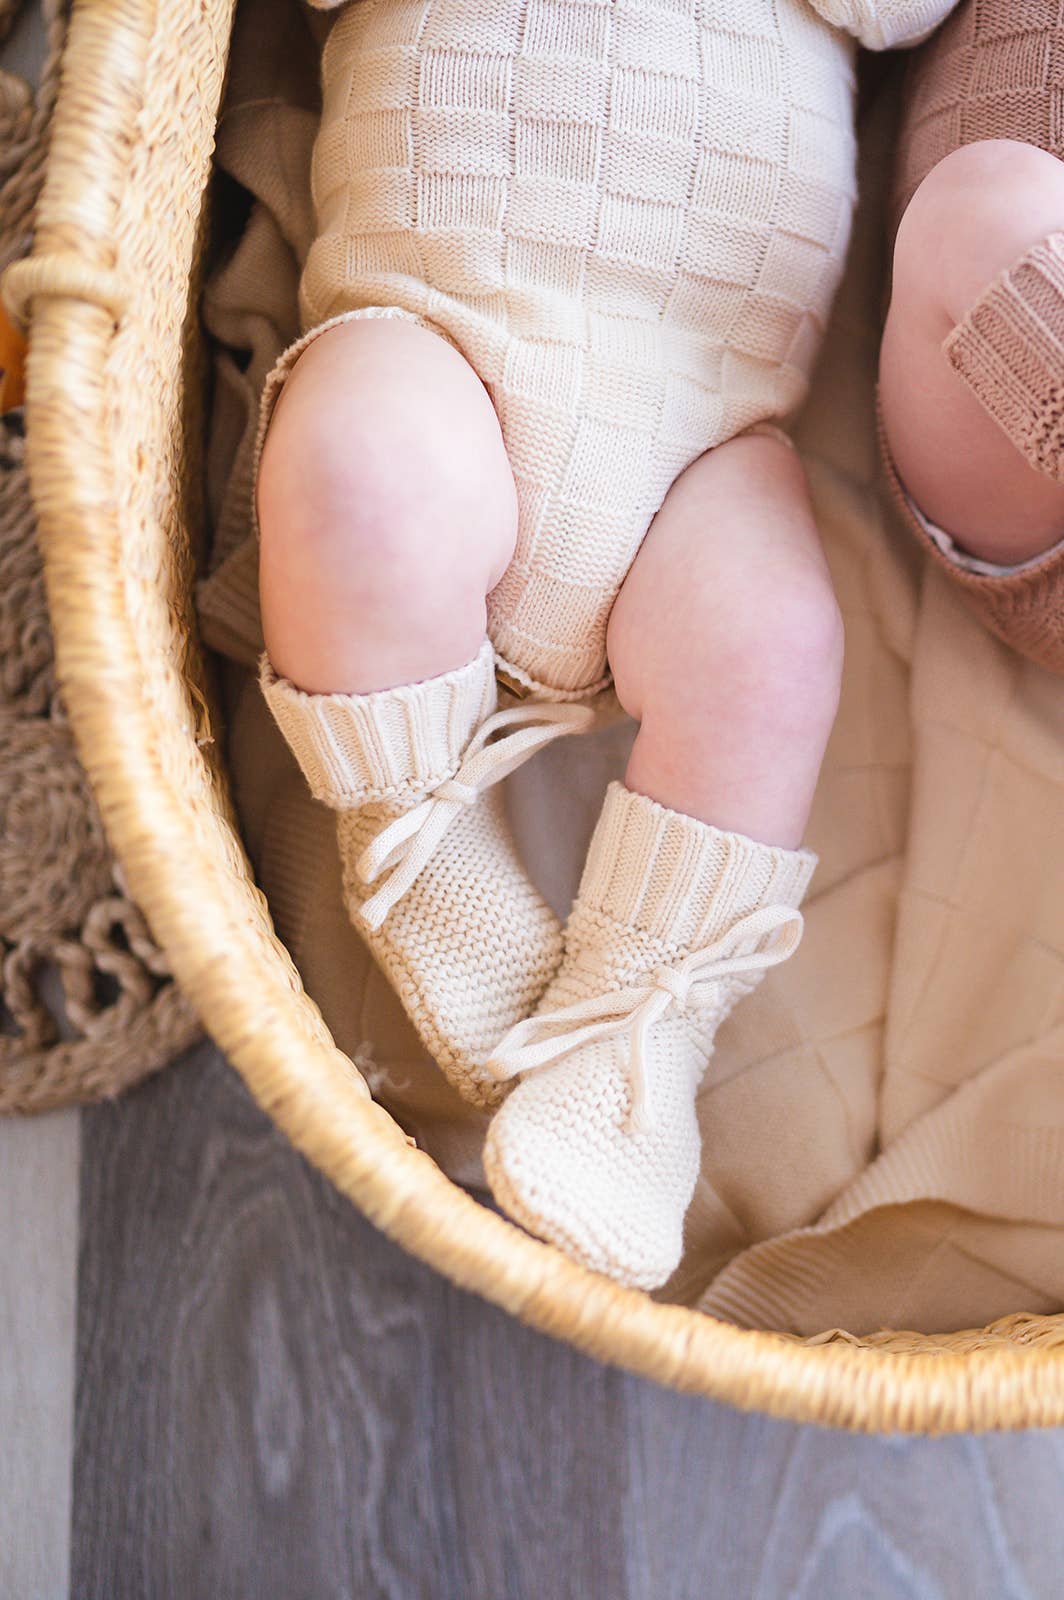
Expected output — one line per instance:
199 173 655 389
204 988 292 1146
0 0 200 1112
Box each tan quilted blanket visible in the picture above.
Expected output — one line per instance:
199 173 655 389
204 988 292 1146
198 0 1064 1337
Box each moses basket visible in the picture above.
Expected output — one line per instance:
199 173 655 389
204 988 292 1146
8 0 1064 1434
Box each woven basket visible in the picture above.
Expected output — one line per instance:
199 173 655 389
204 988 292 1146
7 0 1064 1434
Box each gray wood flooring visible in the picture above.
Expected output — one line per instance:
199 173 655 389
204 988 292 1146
2 1041 1056 1599
0 1111 77 1600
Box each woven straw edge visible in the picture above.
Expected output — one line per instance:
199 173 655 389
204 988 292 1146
16 0 1064 1434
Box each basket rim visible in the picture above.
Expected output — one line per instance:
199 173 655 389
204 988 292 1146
14 0 1064 1435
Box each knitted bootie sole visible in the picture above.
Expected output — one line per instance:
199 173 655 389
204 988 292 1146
262 640 594 1110
482 781 816 1286
481 1081 697 1287
481 1128 680 1290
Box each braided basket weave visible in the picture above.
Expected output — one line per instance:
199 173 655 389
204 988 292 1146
7 0 1064 1433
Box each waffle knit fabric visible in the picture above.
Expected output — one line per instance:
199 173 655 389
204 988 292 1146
272 0 955 698
889 0 1064 237
881 0 1064 672
482 781 817 1288
260 638 594 1108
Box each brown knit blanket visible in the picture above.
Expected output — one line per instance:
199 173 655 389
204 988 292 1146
0 0 200 1112
198 0 1064 1337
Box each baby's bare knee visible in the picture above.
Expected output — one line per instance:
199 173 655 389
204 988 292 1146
257 321 518 611
610 437 843 734
259 395 447 611
894 140 1064 326
614 554 844 740
703 568 843 733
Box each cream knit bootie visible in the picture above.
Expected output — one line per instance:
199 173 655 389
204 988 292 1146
482 781 817 1287
261 640 594 1109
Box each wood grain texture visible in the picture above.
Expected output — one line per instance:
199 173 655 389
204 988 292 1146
620 1380 1064 1599
73 1042 1064 1600
73 1042 628 1600
0 1109 79 1600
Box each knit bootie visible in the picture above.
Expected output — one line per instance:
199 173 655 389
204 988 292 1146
481 781 817 1287
261 639 594 1109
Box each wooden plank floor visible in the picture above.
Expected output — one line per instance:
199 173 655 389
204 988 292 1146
0 1111 77 1599
3 1042 1043 1600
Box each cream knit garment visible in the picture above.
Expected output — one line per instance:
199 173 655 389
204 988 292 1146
260 639 594 1108
482 781 817 1288
293 0 956 697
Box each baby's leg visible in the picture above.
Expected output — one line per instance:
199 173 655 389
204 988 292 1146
606 432 844 851
257 316 518 694
256 314 583 1109
484 431 834 1286
880 140 1064 566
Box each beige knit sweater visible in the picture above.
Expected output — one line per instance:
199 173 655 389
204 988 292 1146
291 0 956 696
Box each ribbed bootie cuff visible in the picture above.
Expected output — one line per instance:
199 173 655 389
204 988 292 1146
577 781 818 950
259 639 497 808
943 231 1064 482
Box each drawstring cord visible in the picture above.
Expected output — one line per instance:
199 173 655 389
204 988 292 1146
355 699 596 930
484 903 805 1133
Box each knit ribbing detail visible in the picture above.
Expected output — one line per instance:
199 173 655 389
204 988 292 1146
875 383 1064 675
259 639 497 808
576 781 818 954
943 232 1064 483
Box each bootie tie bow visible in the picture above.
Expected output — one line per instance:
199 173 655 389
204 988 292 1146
486 903 804 1133
356 700 594 929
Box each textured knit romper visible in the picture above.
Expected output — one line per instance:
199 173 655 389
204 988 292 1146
261 0 862 698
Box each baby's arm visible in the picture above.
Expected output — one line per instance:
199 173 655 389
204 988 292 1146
806 0 957 50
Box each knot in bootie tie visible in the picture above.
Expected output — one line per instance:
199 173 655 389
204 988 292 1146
355 700 595 931
486 904 804 1133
